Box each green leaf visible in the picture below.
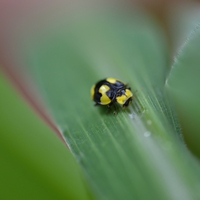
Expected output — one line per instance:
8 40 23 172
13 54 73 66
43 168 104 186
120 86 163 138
0 71 91 200
14 9 200 199
166 24 200 157
167 4 200 54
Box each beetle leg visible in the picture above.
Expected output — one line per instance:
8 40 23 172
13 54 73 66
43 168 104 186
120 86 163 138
113 103 117 115
106 104 111 114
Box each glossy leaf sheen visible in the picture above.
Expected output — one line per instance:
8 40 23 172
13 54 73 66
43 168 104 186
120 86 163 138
166 24 200 157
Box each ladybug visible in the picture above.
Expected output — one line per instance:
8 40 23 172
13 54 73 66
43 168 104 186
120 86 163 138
90 78 133 113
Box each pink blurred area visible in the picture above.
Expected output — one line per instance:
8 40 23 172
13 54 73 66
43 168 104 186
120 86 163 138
0 0 69 53
0 0 74 143
0 0 195 64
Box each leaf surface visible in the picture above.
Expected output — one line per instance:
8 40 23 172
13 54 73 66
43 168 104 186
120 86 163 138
16 9 200 200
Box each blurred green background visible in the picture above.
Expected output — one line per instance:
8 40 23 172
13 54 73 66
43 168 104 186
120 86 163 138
1 0 200 199
0 71 91 199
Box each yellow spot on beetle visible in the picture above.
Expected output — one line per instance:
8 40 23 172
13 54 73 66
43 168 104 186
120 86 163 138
106 78 117 83
90 85 95 100
116 89 133 105
99 85 111 105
